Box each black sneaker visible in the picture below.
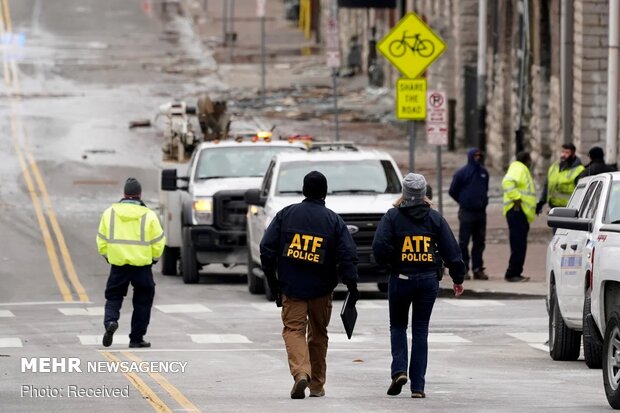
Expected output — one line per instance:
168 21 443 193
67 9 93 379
387 373 408 396
505 276 530 283
128 340 151 348
102 321 118 347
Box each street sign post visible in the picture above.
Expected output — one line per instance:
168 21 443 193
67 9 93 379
377 12 447 79
258 0 266 107
426 90 447 214
377 11 447 173
326 16 341 141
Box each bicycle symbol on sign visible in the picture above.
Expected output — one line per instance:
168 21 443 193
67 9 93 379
388 31 435 58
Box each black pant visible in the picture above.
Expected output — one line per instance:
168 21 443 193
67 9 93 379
505 208 529 278
457 209 486 271
104 265 155 343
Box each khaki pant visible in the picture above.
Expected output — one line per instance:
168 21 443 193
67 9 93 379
281 293 332 392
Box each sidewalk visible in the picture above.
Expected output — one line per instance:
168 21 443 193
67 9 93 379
182 0 548 298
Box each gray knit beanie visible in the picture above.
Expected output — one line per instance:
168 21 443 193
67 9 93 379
402 173 427 203
124 177 142 198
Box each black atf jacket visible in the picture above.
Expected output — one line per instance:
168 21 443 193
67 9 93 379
372 203 465 284
260 198 359 299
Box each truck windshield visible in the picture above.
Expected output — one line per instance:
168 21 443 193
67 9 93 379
276 160 402 195
195 146 304 180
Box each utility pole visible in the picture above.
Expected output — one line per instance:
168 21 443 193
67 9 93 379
606 0 619 165
560 0 574 145
476 0 487 152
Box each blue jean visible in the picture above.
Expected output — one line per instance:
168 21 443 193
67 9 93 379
389 273 439 392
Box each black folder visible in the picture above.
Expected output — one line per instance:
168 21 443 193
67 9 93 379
340 292 358 339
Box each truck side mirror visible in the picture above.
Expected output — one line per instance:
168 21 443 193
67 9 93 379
161 169 178 191
548 207 591 231
245 188 266 207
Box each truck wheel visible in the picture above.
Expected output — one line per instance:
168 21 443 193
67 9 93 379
377 283 388 293
247 250 264 294
603 310 620 409
583 290 603 368
181 227 199 284
161 247 179 276
549 286 581 361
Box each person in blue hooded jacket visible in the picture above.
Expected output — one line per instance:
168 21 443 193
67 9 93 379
448 148 489 280
373 173 465 399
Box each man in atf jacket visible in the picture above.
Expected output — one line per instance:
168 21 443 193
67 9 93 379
260 171 358 400
448 147 490 280
96 178 165 348
577 146 616 181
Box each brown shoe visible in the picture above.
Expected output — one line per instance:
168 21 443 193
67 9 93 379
291 374 309 399
411 391 426 398
473 268 489 280
463 272 472 281
309 388 325 397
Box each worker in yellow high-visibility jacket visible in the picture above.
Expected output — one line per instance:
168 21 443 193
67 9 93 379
96 178 165 348
502 152 536 283
536 143 585 213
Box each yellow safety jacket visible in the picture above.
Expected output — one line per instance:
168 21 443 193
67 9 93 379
97 202 165 266
502 161 537 223
546 162 585 207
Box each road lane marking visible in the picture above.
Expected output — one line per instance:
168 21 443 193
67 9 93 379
329 334 373 343
9 116 73 302
0 310 15 317
58 307 104 316
101 351 172 413
155 304 211 314
100 348 453 353
0 0 11 87
442 299 505 307
428 333 471 343
123 352 201 413
79 335 130 346
24 146 89 301
189 334 252 344
507 332 549 352
0 300 91 306
0 337 22 347
1 0 11 32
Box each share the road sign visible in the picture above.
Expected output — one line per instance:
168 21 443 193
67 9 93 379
396 78 427 120
377 12 447 79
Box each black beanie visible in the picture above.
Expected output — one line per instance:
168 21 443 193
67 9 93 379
588 146 605 161
124 177 142 198
302 171 328 200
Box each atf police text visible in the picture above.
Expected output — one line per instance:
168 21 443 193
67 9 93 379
284 233 325 264
401 235 434 262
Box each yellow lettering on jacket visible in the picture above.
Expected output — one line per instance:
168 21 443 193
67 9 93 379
400 235 433 262
285 233 325 264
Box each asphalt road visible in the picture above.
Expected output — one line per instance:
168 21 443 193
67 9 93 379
0 0 612 411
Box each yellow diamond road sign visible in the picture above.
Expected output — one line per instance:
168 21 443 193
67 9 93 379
377 12 447 79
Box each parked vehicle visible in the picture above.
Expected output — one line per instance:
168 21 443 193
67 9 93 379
159 139 306 284
547 172 620 409
245 143 403 299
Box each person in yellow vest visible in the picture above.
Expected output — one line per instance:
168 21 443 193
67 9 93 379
96 178 165 348
502 152 537 283
536 143 585 214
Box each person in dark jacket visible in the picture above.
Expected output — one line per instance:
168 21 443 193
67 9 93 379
448 148 489 280
372 173 465 399
260 171 359 400
577 146 616 181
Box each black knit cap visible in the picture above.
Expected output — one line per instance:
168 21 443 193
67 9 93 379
303 171 328 200
124 177 142 198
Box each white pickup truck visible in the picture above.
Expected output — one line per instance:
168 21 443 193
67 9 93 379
547 172 620 409
159 139 306 284
244 143 403 299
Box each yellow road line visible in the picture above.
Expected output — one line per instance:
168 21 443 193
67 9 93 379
101 352 173 413
9 115 73 302
123 352 201 412
1 0 11 33
24 141 90 302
